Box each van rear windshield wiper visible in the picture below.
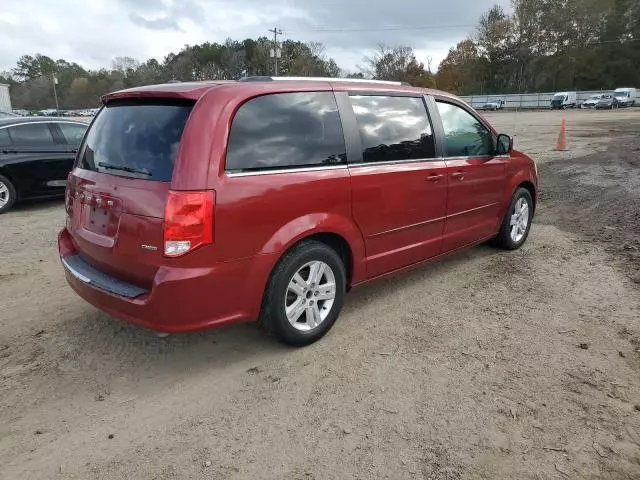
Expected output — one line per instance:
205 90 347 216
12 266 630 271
97 162 151 177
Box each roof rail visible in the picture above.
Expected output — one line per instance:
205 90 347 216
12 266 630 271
237 76 273 82
237 76 412 87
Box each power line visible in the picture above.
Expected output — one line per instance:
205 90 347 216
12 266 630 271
288 23 475 33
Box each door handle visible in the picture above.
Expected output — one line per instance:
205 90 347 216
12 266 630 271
451 171 465 180
426 174 444 182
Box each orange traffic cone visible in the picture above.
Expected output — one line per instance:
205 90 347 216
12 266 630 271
555 118 568 151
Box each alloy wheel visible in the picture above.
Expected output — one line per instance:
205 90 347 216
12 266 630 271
0 181 9 208
509 197 530 243
284 260 336 331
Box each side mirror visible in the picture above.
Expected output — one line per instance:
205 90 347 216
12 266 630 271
496 134 513 155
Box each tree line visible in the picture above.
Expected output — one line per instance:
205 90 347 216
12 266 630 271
1 0 637 108
0 39 434 110
436 0 640 95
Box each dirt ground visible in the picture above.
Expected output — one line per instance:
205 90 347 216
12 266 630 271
1 108 639 480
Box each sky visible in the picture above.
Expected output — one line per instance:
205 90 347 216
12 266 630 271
0 0 511 75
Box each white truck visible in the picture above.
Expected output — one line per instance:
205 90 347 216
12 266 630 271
481 98 505 111
613 87 637 107
551 91 577 109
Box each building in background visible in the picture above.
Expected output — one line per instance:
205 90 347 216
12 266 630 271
0 84 12 112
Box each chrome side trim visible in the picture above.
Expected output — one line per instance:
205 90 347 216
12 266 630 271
441 155 494 161
369 202 500 238
368 216 446 238
61 257 92 284
348 155 506 167
0 120 88 130
349 157 443 167
226 156 507 175
225 164 348 177
446 202 500 219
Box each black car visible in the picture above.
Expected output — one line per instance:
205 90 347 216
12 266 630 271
595 94 618 110
0 117 88 213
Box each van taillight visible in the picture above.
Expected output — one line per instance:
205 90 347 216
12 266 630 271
163 190 214 257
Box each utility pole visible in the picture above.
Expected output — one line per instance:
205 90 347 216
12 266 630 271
52 76 59 113
268 27 283 76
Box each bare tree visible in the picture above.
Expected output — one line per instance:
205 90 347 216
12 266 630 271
360 44 435 87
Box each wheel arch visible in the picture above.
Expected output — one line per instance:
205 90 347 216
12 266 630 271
297 232 355 289
517 180 537 213
0 166 20 198
258 213 367 290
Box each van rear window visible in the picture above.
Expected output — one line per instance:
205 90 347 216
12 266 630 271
78 100 194 181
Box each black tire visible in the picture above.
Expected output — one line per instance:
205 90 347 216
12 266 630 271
494 187 534 250
0 174 17 214
259 240 346 346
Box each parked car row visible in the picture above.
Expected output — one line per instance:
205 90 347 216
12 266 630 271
584 88 637 109
473 87 637 111
550 88 637 109
62 109 99 117
579 87 637 109
10 108 99 117
549 88 637 110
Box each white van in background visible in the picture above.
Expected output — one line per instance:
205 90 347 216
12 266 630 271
551 91 577 109
613 88 637 107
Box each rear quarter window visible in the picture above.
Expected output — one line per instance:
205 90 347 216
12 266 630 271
8 123 55 146
225 92 346 172
78 100 193 181
58 122 88 145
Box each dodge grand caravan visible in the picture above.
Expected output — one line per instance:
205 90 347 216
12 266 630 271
59 77 538 346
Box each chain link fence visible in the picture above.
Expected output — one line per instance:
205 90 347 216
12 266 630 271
460 90 619 109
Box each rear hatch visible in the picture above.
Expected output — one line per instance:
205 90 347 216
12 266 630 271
66 99 194 288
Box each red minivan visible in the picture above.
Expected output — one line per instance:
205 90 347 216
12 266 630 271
59 77 538 345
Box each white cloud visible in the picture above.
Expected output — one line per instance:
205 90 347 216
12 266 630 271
0 0 510 74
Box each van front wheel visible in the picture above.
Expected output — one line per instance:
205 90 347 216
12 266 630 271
260 240 346 346
495 188 534 250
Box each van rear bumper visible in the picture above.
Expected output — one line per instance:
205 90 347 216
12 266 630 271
58 228 277 333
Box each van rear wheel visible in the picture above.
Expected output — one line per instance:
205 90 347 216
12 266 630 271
260 240 346 346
